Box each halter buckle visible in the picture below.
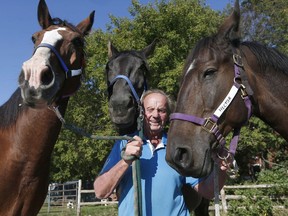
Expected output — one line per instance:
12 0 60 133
233 54 243 67
240 84 248 99
202 118 217 133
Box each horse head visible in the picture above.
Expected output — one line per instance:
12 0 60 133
19 0 94 108
166 0 250 177
106 40 157 134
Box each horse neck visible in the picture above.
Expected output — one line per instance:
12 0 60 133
12 97 68 162
242 46 288 140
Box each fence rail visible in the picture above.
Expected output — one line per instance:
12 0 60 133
213 184 287 214
43 180 287 215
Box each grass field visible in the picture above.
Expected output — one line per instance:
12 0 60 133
38 204 118 216
38 203 288 215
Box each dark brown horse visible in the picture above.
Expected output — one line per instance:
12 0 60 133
166 0 288 178
0 0 94 215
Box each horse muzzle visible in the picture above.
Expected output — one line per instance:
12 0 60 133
19 65 61 108
166 137 214 178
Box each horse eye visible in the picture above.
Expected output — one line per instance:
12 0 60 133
203 68 216 79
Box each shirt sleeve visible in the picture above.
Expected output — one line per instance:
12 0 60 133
185 176 204 188
99 139 128 175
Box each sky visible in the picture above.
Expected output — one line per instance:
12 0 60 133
0 0 231 105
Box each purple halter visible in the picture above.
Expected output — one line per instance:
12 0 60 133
170 53 252 156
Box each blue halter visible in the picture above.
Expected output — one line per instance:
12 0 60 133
35 43 82 79
109 74 147 104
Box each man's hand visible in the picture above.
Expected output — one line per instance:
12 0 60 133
121 136 143 164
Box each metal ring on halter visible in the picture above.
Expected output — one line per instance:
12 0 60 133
217 147 231 160
217 148 239 178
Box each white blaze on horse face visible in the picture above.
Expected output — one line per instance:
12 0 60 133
185 59 196 76
22 27 66 89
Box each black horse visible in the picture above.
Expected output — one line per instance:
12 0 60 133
106 40 157 135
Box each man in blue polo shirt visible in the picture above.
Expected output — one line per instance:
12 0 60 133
94 89 228 216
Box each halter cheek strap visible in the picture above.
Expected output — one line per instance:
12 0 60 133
36 43 82 79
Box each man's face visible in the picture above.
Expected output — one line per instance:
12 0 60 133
143 93 168 134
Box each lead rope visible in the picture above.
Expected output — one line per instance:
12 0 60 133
133 105 144 216
50 105 143 216
214 164 220 216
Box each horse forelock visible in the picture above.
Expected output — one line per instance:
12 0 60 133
109 50 148 66
182 36 230 80
51 18 83 36
107 51 149 81
0 88 27 128
241 41 288 75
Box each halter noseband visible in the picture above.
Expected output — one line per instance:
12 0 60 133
35 43 82 79
109 74 148 131
170 52 252 156
109 74 148 105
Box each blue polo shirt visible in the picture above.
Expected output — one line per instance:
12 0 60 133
100 132 201 216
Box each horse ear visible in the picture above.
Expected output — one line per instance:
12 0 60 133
217 0 241 45
76 11 95 36
108 41 119 59
141 39 158 58
37 0 53 29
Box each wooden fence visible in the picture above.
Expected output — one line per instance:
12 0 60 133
210 184 287 213
43 180 287 215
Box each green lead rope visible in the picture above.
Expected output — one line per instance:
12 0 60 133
132 109 144 216
132 159 142 216
51 105 143 216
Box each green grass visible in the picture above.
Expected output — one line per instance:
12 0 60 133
38 204 118 216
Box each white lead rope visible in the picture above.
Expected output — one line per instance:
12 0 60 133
214 163 221 216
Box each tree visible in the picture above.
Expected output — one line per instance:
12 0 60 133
240 0 288 53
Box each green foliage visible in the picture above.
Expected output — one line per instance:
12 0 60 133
229 191 274 216
227 166 288 216
241 0 288 54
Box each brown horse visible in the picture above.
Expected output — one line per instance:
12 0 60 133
166 0 288 178
0 0 94 215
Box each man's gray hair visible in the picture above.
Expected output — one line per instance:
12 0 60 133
140 89 175 115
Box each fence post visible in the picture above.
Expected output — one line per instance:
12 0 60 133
77 179 82 216
47 184 51 213
220 188 228 213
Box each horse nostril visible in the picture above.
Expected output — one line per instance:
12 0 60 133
41 66 54 86
174 147 192 169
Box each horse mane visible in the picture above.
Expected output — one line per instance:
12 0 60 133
0 88 27 128
241 41 288 75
